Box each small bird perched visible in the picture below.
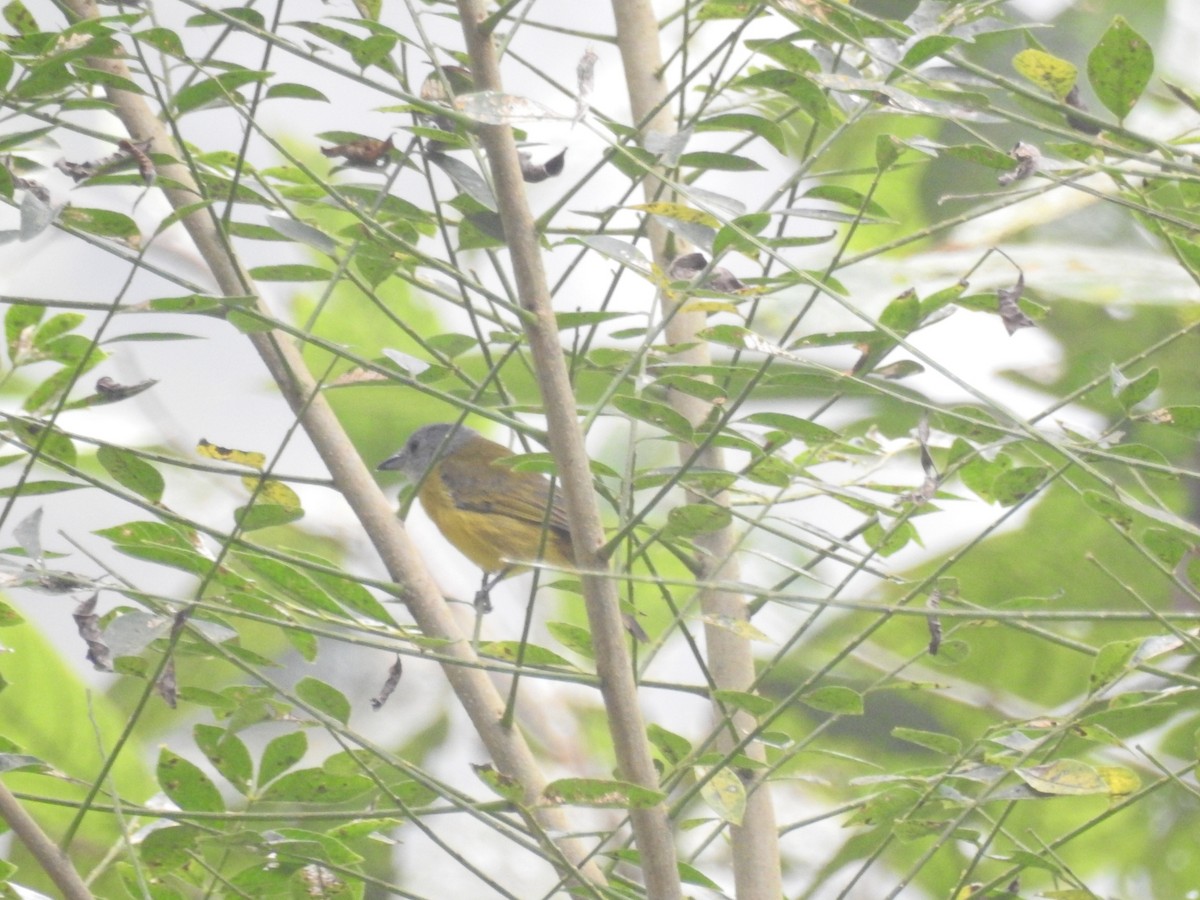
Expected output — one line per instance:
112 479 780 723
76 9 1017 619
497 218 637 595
378 423 646 640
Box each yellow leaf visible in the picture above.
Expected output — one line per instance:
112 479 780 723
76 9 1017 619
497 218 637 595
1012 49 1077 100
630 202 720 228
1017 759 1107 795
1095 765 1140 796
698 765 745 825
197 438 266 469
679 299 742 315
240 476 301 510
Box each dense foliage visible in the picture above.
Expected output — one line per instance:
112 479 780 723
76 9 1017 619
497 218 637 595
1 0 1198 897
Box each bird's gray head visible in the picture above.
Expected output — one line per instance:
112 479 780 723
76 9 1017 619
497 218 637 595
378 423 477 480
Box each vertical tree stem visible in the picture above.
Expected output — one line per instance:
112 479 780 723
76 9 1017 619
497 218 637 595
610 0 784 896
455 3 683 897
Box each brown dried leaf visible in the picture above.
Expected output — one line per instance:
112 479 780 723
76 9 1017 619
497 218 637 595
370 655 403 710
998 141 1041 186
96 376 158 402
1065 85 1102 135
73 592 113 671
519 147 566 183
54 140 153 184
156 658 177 707
997 274 1035 334
118 139 156 186
926 590 942 656
667 252 746 293
901 416 939 505
320 135 394 167
575 47 598 123
328 367 389 387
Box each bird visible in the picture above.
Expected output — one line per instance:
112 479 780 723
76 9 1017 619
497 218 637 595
378 422 646 640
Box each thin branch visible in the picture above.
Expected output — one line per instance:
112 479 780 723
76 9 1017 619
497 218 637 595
0 780 93 900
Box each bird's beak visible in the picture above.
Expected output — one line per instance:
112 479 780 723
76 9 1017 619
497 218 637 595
377 451 405 471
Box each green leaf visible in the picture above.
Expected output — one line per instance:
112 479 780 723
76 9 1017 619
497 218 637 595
248 264 332 282
713 212 770 257
73 66 145 95
350 33 396 70
140 824 199 870
295 677 351 725
696 113 785 153
863 519 918 556
711 689 773 717
288 549 396 625
1111 364 1159 410
663 503 732 537
60 207 141 245
735 68 834 124
800 685 864 715
173 69 272 114
32 313 83 346
265 215 336 254
875 134 902 172
959 452 1011 503
5 303 42 361
991 466 1048 507
259 731 307 786
1012 48 1077 100
545 620 594 659
803 184 889 218
892 727 962 755
235 501 304 531
647 724 691 768
259 769 374 803
157 748 225 813
3 1 37 35
1144 406 1200 429
678 150 765 172
1082 490 1134 530
265 83 329 102
477 642 577 669
473 762 526 803
135 27 186 58
612 395 693 440
97 445 165 503
95 520 197 551
938 143 1021 171
697 0 758 19
542 777 665 809
698 765 745 825
1090 639 1140 692
900 35 962 68
193 724 253 794
234 553 341 616
0 480 85 498
8 419 77 466
1087 16 1153 121
879 289 920 334
292 21 364 55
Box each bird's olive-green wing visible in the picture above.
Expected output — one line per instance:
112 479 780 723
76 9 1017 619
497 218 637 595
436 443 571 535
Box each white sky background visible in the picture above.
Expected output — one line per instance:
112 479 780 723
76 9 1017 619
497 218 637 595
1 0 1197 896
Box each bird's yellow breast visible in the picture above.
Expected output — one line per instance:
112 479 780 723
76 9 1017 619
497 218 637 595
418 463 572 573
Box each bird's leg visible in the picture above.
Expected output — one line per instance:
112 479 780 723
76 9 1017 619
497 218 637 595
474 566 511 614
